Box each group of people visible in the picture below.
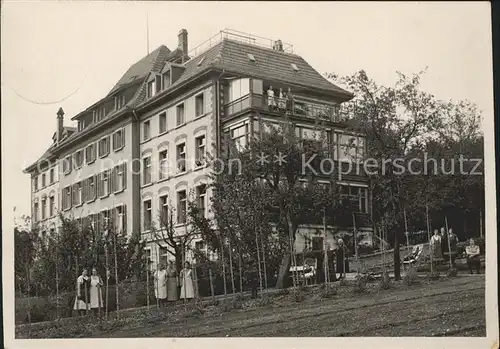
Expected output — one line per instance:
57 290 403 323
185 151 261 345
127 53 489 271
429 227 482 274
152 261 195 306
72 261 196 316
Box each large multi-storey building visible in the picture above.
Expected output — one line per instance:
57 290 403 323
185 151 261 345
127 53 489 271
24 28 372 264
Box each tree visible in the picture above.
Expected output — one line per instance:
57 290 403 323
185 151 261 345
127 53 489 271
328 69 442 280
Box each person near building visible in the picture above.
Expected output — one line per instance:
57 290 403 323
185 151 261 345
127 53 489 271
429 229 442 259
153 262 168 307
179 261 195 301
166 260 179 303
465 238 481 274
267 86 276 109
89 267 104 317
335 239 349 279
73 268 90 316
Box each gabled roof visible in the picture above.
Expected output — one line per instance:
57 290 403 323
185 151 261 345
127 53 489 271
107 45 171 96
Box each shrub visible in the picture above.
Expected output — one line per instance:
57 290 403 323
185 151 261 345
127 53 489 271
275 288 290 297
403 268 418 286
378 272 391 290
353 275 367 294
427 270 441 280
447 268 458 277
339 278 348 287
319 284 338 298
292 288 305 302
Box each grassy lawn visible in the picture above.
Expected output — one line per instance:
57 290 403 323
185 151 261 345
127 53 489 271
17 274 485 338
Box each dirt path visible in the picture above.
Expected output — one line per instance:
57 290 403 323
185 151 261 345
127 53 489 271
104 276 485 338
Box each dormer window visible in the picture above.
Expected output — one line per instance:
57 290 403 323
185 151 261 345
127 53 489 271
115 95 126 110
155 74 162 93
147 80 155 98
162 71 171 89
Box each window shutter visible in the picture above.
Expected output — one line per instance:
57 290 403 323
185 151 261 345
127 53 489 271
122 163 127 189
96 173 101 198
123 204 127 234
110 167 115 193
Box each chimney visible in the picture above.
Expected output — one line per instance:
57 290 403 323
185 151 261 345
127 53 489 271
56 107 64 144
178 29 188 54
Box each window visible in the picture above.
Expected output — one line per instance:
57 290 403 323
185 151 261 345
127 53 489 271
86 176 97 202
177 190 187 224
63 155 72 174
195 135 206 167
33 202 39 222
62 186 72 210
195 93 204 117
196 184 207 218
115 95 126 110
160 195 169 226
72 182 83 206
312 237 323 251
176 143 186 172
114 163 127 192
94 107 106 122
143 156 152 185
41 198 47 220
86 143 96 164
147 80 155 98
155 74 162 93
247 53 256 62
144 200 152 230
229 78 250 102
113 129 125 151
291 63 299 72
159 150 169 180
143 120 150 141
100 170 110 197
98 136 110 158
338 134 364 162
340 185 368 213
50 169 55 184
162 71 171 89
159 112 167 134
231 123 248 152
33 176 38 191
74 150 84 169
41 173 46 187
49 195 55 217
115 205 127 233
176 103 185 126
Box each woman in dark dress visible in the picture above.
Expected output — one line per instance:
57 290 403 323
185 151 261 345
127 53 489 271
335 239 349 279
166 260 179 303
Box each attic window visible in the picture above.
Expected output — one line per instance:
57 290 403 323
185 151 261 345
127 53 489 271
197 57 205 67
247 54 256 62
291 63 299 72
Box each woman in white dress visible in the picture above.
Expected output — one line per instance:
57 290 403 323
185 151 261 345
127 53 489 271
89 267 104 317
153 263 168 307
179 262 195 301
73 269 90 316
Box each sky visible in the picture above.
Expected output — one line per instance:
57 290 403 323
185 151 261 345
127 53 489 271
1 1 493 233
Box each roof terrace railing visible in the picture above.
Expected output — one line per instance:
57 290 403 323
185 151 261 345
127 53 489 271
187 28 294 61
224 94 359 123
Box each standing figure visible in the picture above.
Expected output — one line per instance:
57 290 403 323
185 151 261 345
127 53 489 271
267 86 276 109
429 229 442 259
153 263 168 307
166 260 179 303
447 228 458 267
335 239 350 279
440 227 448 258
465 238 481 274
286 87 294 111
278 88 286 110
179 261 195 300
89 267 104 317
73 269 89 316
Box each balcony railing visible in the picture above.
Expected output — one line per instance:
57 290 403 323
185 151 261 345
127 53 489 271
224 94 358 123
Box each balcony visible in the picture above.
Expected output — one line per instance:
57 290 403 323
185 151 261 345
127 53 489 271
224 94 357 123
